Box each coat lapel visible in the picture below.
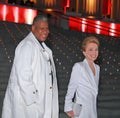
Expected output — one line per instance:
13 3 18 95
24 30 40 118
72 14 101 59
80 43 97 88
83 59 98 90
42 42 56 80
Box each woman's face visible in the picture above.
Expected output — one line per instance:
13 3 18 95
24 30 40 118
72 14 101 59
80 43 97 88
83 42 99 62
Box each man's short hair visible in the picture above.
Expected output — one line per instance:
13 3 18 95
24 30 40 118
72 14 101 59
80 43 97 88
32 15 48 25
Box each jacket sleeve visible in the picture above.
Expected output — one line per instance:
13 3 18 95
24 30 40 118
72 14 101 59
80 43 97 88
64 63 81 112
15 41 38 105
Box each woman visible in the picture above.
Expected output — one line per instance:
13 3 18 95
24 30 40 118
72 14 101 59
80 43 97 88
64 36 100 118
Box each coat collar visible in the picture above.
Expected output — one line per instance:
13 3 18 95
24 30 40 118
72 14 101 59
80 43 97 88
83 59 96 76
29 32 51 52
29 32 44 49
83 58 98 90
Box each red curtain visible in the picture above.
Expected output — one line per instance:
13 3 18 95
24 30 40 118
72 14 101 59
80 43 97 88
102 0 112 16
61 0 66 7
61 0 70 7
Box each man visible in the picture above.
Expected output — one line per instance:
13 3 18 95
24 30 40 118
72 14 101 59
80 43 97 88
2 15 59 118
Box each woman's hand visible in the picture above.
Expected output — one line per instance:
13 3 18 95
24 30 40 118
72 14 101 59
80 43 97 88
66 110 74 117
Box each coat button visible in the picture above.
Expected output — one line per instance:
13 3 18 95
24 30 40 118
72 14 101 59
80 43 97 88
33 91 35 94
48 59 50 62
50 86 52 89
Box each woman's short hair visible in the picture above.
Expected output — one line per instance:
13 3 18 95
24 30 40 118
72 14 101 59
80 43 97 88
81 36 99 51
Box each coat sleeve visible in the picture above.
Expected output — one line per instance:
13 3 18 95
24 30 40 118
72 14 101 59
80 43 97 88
64 63 81 112
96 64 100 85
14 41 38 106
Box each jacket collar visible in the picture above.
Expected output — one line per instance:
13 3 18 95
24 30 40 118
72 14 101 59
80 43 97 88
83 58 98 90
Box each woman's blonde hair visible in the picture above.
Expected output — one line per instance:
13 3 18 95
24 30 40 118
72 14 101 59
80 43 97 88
81 36 99 51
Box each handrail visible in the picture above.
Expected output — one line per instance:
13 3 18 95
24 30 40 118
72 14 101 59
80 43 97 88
48 11 120 37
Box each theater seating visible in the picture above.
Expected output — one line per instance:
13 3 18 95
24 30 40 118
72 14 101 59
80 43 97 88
0 21 120 118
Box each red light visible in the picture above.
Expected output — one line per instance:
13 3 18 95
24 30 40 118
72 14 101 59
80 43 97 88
0 4 37 24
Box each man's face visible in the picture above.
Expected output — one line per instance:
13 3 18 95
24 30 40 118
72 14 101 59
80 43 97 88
32 20 50 42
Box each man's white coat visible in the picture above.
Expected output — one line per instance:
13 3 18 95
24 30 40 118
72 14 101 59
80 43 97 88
2 32 59 118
